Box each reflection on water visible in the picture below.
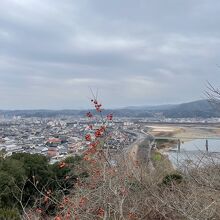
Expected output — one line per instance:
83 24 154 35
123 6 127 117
167 139 220 168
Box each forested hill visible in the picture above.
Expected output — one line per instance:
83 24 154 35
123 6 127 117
162 99 220 118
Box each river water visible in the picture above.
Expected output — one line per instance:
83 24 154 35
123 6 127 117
167 139 220 168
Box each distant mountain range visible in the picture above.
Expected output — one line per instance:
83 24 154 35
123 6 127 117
122 99 220 118
162 99 220 118
1 99 220 118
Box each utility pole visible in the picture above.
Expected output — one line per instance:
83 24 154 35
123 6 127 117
178 139 181 153
206 139 209 152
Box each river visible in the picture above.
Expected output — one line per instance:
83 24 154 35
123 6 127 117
166 138 220 168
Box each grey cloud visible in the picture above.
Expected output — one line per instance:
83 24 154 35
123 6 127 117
0 0 220 108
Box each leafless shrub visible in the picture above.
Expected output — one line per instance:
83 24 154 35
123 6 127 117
205 82 220 110
45 152 220 220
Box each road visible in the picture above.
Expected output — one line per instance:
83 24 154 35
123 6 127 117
124 129 155 168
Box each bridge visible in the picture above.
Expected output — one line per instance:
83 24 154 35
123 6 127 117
155 136 220 140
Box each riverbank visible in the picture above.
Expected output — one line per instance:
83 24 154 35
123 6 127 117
148 124 220 139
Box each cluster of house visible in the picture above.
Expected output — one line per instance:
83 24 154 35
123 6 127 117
0 117 138 163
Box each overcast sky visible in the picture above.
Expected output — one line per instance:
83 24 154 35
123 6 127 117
0 0 220 109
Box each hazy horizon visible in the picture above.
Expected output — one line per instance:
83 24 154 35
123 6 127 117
1 0 220 109
0 98 208 111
